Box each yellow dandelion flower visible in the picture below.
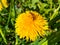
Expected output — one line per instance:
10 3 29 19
0 3 3 11
0 0 8 11
1 0 8 8
15 11 48 41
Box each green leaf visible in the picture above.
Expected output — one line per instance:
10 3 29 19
0 28 7 44
58 0 60 4
42 40 48 45
38 38 47 45
38 31 60 45
32 0 39 4
50 6 60 21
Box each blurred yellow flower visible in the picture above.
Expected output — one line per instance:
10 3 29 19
0 3 3 11
15 11 48 41
0 0 8 11
1 0 8 8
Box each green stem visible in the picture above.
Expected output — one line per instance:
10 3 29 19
13 0 18 45
6 4 11 26
15 34 18 45
50 0 52 18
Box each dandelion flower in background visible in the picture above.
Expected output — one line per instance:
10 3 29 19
1 0 8 8
15 11 48 41
0 3 3 11
0 0 8 11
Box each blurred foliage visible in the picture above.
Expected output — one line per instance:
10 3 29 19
0 0 60 45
